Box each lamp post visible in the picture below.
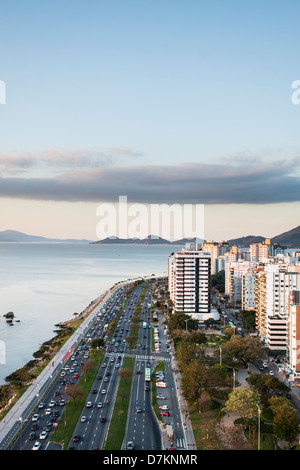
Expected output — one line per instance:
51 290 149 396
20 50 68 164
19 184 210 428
257 405 261 450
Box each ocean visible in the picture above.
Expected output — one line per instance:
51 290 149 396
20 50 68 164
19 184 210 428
0 242 182 385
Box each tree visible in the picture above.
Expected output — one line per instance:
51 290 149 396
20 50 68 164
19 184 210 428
247 373 289 408
175 340 198 368
90 337 105 349
118 368 133 383
269 397 299 448
66 384 83 404
221 335 265 367
168 311 198 333
223 388 262 424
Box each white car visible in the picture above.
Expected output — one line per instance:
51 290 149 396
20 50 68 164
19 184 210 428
39 431 47 440
81 416 87 422
45 408 51 416
32 414 39 422
32 441 41 450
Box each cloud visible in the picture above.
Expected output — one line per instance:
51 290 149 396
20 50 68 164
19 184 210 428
0 147 143 176
0 157 299 205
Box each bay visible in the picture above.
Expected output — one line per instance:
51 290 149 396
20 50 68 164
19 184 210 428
0 242 182 385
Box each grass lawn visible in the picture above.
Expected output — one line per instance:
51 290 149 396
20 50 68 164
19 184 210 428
51 353 104 449
104 356 135 450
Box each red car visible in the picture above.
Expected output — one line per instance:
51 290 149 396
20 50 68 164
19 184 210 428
74 373 79 378
160 411 170 416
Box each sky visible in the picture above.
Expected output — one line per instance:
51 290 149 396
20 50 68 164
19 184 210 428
1 0 300 241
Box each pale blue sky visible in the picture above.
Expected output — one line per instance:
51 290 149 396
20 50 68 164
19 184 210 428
1 1 300 240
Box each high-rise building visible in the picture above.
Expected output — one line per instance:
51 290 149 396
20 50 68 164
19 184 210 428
250 239 271 262
287 290 300 382
168 248 217 321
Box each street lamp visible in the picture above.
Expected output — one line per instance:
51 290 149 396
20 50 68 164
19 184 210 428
257 406 261 450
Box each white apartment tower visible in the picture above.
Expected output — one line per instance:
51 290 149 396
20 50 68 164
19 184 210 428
168 249 213 321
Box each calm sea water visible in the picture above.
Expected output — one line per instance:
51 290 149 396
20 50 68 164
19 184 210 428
0 243 182 385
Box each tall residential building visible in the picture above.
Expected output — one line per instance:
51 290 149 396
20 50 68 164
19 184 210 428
287 290 300 382
255 264 300 350
241 273 256 310
168 248 216 321
225 260 253 302
250 239 271 262
202 241 220 275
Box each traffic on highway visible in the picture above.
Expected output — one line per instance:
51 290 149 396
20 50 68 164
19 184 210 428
4 280 186 451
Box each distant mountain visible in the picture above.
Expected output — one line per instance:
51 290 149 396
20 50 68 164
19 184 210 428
272 225 300 248
92 236 204 245
227 225 300 248
0 230 91 243
226 235 265 247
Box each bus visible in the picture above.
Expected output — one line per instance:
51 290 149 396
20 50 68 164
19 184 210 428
143 321 147 329
145 368 151 382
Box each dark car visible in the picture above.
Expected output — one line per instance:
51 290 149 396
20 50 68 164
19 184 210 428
73 435 81 442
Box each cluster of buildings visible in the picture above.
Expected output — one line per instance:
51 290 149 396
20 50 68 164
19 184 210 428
168 239 300 382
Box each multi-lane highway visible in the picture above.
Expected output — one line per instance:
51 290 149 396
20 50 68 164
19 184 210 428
1 279 188 451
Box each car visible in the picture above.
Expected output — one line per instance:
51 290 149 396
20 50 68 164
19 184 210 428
32 414 40 422
54 390 60 396
101 390 106 395
159 405 169 410
81 416 87 422
45 408 51 415
38 402 45 409
156 395 167 400
269 370 275 376
74 373 79 378
160 411 170 416
86 401 92 408
73 435 81 442
102 363 107 368
104 377 109 382
97 402 103 408
100 417 106 423
127 441 134 450
136 407 142 413
49 400 55 407
116 363 120 368
60 371 66 377
39 430 47 440
32 441 41 450
29 432 36 440
92 388 98 394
